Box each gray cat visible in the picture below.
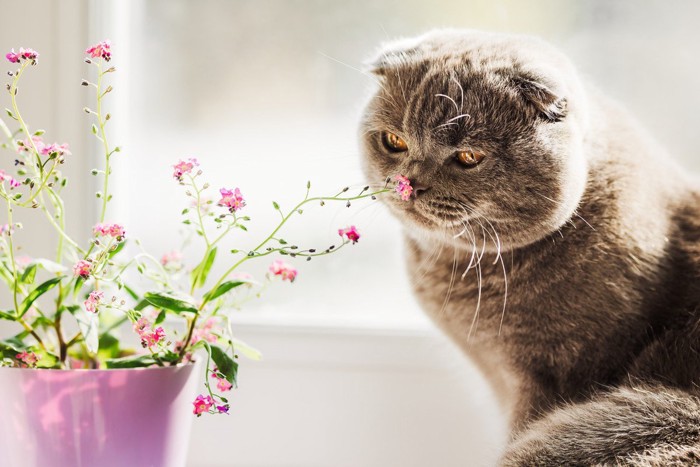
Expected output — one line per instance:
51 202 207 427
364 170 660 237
359 29 700 466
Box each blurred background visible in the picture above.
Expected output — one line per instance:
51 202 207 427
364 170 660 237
1 1 699 466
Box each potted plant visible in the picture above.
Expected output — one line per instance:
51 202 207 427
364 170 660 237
0 41 397 467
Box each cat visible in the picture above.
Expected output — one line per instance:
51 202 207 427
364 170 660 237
359 29 700 466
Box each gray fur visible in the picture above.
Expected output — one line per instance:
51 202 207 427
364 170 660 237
359 29 700 465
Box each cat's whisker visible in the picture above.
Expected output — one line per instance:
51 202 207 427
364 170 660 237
450 72 465 112
532 190 596 232
444 113 471 124
435 93 460 114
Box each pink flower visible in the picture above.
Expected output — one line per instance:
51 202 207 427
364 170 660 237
0 224 12 236
19 48 38 61
133 317 150 335
192 394 214 416
218 187 246 212
93 222 126 240
16 136 45 154
190 317 218 345
216 405 230 414
133 317 167 348
86 40 111 61
269 259 297 282
9 178 21 188
6 49 19 63
15 256 32 269
395 175 413 201
16 351 38 367
161 250 184 270
338 225 361 244
172 158 199 181
211 373 233 392
73 260 92 279
0 170 21 189
40 142 71 157
84 290 104 313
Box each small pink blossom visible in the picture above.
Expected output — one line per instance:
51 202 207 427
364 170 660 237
93 222 126 240
218 187 246 212
172 158 199 181
211 372 233 392
190 317 218 345
161 250 184 270
0 224 12 236
338 225 361 244
86 40 111 61
192 394 214 416
84 290 104 313
395 175 413 201
269 259 297 282
133 317 167 348
6 49 19 63
15 256 32 269
40 142 71 157
0 170 22 189
73 260 92 279
16 136 45 154
9 178 21 188
216 405 230 414
19 48 38 61
16 351 38 367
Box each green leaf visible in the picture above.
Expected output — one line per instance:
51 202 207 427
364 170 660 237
154 308 166 325
108 240 126 258
19 276 63 317
123 284 140 301
232 337 262 361
97 333 120 361
143 291 198 314
134 298 151 312
202 280 247 302
32 259 67 274
209 344 238 386
75 309 99 354
20 264 37 284
191 247 217 289
0 310 16 321
105 354 157 369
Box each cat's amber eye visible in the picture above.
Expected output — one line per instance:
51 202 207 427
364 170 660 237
456 149 485 168
381 131 408 153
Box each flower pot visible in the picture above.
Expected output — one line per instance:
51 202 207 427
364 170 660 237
0 362 201 467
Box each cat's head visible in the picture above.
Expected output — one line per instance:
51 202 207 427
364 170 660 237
360 30 590 250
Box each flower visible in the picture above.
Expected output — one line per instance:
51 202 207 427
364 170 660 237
0 224 12 236
84 290 104 313
216 405 230 414
93 222 126 240
86 40 111 61
16 136 45 154
5 49 19 63
73 260 92 279
40 142 71 157
133 317 167 348
0 169 21 189
190 317 218 345
218 187 246 212
192 394 214 416
338 225 361 244
172 158 199 181
19 48 39 61
269 259 297 282
395 175 413 201
16 351 38 367
161 250 184 270
212 373 233 392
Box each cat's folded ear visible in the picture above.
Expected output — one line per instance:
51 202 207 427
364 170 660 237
509 72 568 122
365 37 421 76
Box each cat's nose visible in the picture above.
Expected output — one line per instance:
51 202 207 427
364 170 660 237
412 181 431 198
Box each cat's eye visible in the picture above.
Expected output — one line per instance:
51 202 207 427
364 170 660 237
456 149 485 167
381 131 408 153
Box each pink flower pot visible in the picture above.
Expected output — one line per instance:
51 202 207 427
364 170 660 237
0 362 200 467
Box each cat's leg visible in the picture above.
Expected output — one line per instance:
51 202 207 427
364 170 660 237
500 385 700 466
